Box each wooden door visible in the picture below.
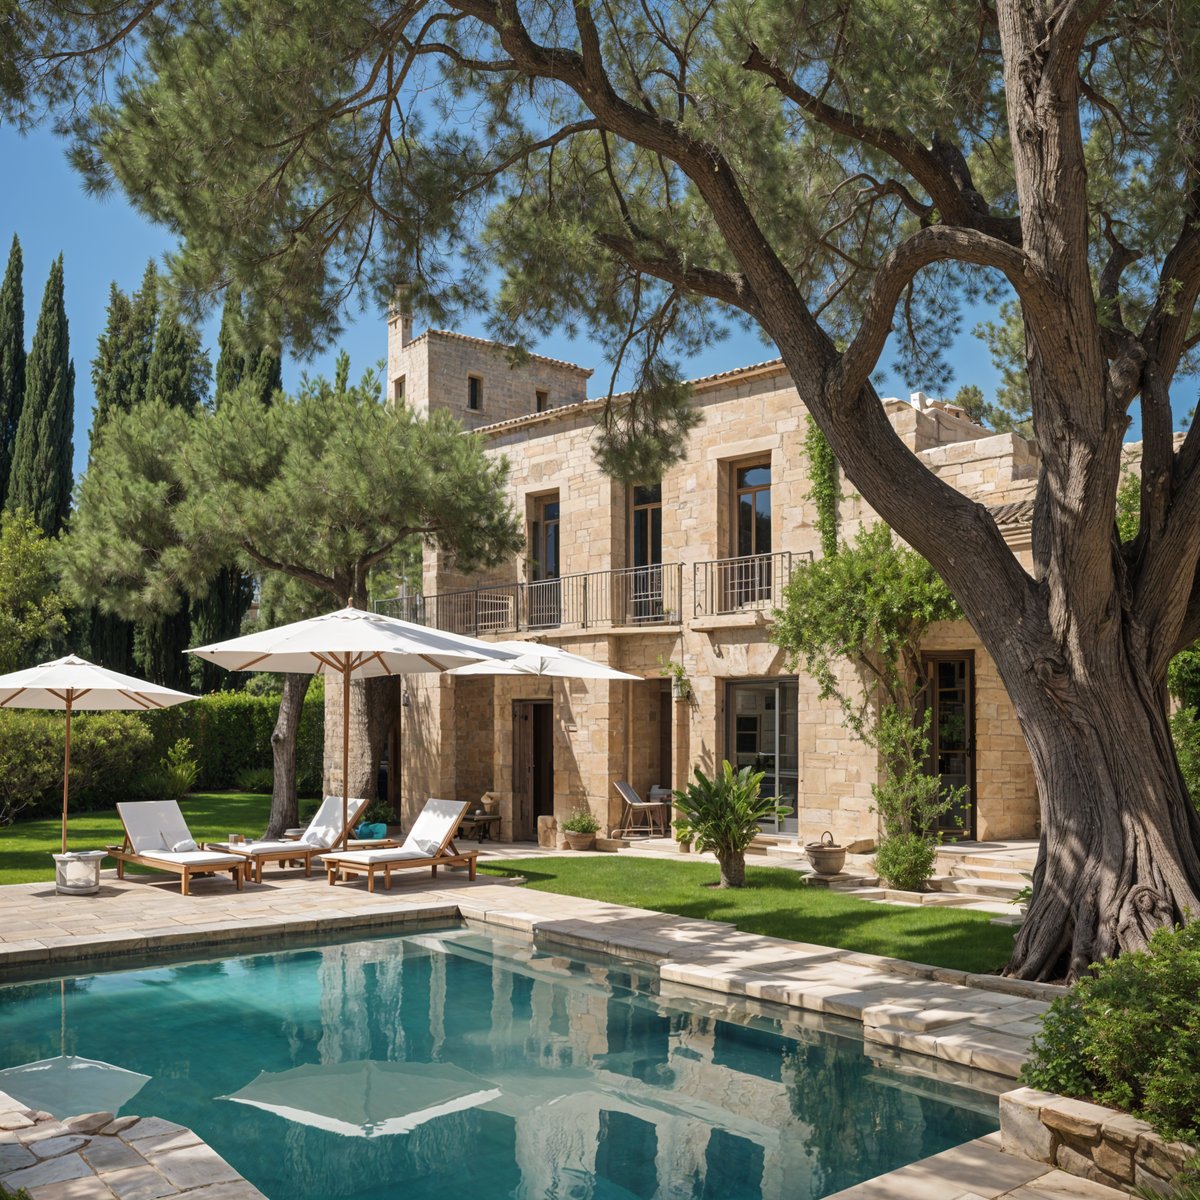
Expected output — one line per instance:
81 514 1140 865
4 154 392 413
923 653 976 840
512 701 535 840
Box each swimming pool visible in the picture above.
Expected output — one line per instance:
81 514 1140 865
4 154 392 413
0 928 998 1199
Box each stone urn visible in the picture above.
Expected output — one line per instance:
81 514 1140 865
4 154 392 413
805 831 846 876
565 831 596 851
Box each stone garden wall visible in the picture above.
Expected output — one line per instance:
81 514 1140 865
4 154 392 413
1001 1086 1197 1195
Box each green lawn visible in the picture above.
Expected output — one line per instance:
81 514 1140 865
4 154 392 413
480 856 1016 974
0 792 279 885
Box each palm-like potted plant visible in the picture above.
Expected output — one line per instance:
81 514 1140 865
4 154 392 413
673 761 791 888
560 807 602 850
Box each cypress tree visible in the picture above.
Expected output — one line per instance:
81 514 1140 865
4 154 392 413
6 255 73 535
0 235 25 504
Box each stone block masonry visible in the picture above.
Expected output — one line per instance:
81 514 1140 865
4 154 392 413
1001 1087 1197 1195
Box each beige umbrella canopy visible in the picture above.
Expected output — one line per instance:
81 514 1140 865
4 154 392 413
0 655 196 853
446 640 642 680
188 605 517 846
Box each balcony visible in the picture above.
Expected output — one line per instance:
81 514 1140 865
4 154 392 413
692 552 807 618
375 564 684 636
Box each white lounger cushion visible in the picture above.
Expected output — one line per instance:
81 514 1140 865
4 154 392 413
118 800 198 855
136 850 243 867
322 799 467 864
214 840 300 855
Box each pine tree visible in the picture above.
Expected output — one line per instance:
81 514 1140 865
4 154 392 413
6 255 74 535
89 263 158 448
132 300 211 684
214 291 282 407
0 235 25 505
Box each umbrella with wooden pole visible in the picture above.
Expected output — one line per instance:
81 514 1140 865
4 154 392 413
0 656 196 890
188 605 516 848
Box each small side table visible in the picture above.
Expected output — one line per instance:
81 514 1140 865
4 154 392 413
459 813 502 842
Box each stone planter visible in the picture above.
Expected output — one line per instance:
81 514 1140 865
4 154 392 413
804 831 846 876
480 792 499 815
53 850 107 895
564 832 596 851
1001 1087 1198 1194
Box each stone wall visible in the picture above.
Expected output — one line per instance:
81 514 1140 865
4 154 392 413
1001 1087 1197 1195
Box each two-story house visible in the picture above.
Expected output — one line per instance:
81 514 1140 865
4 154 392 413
380 306 1042 850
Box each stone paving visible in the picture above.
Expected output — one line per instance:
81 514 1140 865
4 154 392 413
0 1094 264 1199
0 864 1105 1200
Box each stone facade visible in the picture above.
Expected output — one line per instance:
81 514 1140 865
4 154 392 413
378 317 1060 848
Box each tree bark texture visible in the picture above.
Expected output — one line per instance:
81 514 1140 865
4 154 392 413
716 851 746 889
264 672 307 839
322 675 401 804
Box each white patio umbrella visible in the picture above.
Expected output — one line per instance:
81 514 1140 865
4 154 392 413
0 655 196 853
222 1060 502 1137
445 640 642 681
188 606 517 847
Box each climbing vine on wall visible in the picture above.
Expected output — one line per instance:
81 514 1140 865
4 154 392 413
804 416 840 557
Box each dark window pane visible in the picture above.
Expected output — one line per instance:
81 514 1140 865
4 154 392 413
632 509 648 566
633 482 662 505
543 500 560 521
736 463 771 488
738 492 754 555
650 506 662 564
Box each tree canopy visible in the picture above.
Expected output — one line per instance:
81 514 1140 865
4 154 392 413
0 510 66 673
12 0 1200 978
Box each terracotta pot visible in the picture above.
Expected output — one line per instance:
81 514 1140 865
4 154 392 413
565 831 596 851
805 830 846 876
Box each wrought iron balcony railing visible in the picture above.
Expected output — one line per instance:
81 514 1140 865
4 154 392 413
375 563 684 636
692 551 807 617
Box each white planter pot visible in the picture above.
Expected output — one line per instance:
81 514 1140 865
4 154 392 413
53 850 107 895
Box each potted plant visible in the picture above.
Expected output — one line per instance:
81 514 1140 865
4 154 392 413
657 656 693 701
560 807 601 850
673 761 791 887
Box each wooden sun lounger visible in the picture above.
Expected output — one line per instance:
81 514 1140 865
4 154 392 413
109 801 245 896
320 799 477 893
207 796 369 884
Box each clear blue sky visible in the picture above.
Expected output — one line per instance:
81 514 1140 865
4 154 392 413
0 123 1181 485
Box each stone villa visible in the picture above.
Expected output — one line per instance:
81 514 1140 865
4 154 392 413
378 307 1042 851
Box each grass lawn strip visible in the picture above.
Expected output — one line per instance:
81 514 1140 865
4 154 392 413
480 856 1015 974
0 792 278 885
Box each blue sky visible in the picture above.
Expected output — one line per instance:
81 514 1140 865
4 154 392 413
1 123 1181 485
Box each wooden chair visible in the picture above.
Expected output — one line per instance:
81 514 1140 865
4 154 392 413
612 781 669 837
320 799 477 893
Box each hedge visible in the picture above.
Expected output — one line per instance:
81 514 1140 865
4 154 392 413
0 684 324 823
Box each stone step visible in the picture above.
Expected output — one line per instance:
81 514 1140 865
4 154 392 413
928 875 1027 901
935 852 1037 872
948 864 1031 883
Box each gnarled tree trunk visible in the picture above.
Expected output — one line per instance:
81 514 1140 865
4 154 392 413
716 850 746 889
263 672 307 839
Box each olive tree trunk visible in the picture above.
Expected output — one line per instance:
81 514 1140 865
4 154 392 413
263 672 308 839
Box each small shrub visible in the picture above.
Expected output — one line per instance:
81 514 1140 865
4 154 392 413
143 738 199 799
560 808 601 834
1021 921 1200 1145
874 832 937 891
235 766 275 793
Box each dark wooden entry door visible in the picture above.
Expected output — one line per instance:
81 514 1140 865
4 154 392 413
512 701 554 840
923 653 976 839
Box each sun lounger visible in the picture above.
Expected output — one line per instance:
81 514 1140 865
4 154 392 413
108 801 245 896
320 799 476 893
612 780 669 837
207 795 369 883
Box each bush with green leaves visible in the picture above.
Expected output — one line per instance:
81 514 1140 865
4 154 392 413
138 737 199 799
0 709 156 825
560 808 601 835
1171 707 1200 814
235 766 275 793
874 833 938 892
1021 921 1200 1145
673 761 792 888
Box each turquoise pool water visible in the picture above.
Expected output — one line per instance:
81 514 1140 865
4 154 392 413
0 929 997 1198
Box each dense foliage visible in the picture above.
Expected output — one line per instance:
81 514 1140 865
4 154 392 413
673 761 792 888
0 688 325 823
1022 922 1200 1145
0 511 66 672
803 417 839 559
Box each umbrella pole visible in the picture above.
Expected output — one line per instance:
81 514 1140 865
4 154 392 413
342 667 350 850
61 696 73 854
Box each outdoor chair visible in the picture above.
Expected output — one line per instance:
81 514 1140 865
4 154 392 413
108 801 245 896
319 799 476 893
208 795 370 884
612 781 670 838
